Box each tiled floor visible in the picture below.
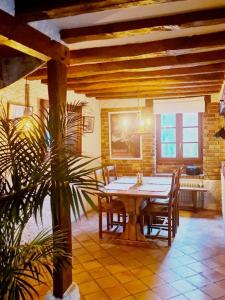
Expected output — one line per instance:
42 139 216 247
37 210 225 299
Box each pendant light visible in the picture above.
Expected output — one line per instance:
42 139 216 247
20 78 33 132
24 78 30 116
136 99 151 135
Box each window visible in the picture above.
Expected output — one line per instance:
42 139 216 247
156 113 202 163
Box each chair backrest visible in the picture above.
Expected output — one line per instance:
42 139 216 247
94 167 106 189
104 164 117 184
169 168 181 204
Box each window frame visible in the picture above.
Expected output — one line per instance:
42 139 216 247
156 113 203 164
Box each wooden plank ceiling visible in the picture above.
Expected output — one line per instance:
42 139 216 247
16 0 225 100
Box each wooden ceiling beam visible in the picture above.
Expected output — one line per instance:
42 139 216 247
70 31 225 64
28 62 225 81
15 0 179 22
0 9 69 64
63 64 225 83
74 83 222 93
59 73 224 90
96 92 218 100
41 72 224 86
63 49 225 77
61 7 225 43
89 88 220 99
42 79 223 90
84 86 221 96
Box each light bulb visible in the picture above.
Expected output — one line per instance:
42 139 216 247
139 118 145 127
122 118 129 128
146 118 151 126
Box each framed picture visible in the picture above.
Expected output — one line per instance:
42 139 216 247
83 116 94 133
109 111 142 160
8 103 33 119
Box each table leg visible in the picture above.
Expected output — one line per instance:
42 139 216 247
201 192 205 210
108 196 159 247
192 190 198 213
119 197 136 241
136 198 148 242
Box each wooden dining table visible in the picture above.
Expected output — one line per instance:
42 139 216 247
100 176 172 247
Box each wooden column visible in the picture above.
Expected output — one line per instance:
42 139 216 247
204 95 211 113
47 59 72 298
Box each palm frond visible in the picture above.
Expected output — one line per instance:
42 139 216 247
0 102 101 299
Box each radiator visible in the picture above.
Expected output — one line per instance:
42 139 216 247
179 181 203 209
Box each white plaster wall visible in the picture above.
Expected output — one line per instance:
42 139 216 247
204 180 221 211
72 93 101 160
0 79 75 113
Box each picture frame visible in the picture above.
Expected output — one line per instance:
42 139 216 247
109 111 142 160
7 103 33 119
83 116 94 133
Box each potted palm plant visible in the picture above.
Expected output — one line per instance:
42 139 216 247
0 104 98 300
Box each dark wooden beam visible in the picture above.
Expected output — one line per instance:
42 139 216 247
28 63 225 81
92 89 220 100
70 31 225 64
64 49 225 77
47 60 72 298
0 9 69 64
61 7 225 43
66 64 225 84
48 80 224 91
41 73 224 87
74 83 222 93
62 74 224 91
15 0 179 21
85 86 221 97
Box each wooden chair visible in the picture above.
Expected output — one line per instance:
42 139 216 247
94 167 126 239
103 164 127 227
103 164 117 184
140 169 181 247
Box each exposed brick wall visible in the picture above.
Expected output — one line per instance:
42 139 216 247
101 102 225 180
101 107 155 176
203 102 225 180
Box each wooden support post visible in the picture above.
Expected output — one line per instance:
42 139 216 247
47 59 72 298
204 95 211 113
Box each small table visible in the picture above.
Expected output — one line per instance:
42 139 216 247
99 176 171 247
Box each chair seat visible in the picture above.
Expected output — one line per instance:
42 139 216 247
150 198 169 205
101 199 125 213
141 203 168 214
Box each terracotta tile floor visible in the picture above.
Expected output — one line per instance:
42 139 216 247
36 210 225 299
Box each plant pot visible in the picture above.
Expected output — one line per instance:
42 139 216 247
45 283 80 300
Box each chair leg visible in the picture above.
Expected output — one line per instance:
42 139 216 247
117 213 120 223
177 202 180 227
172 208 176 238
139 215 144 235
107 212 110 230
110 213 113 228
122 213 126 232
99 211 103 240
168 213 172 247
147 216 152 235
